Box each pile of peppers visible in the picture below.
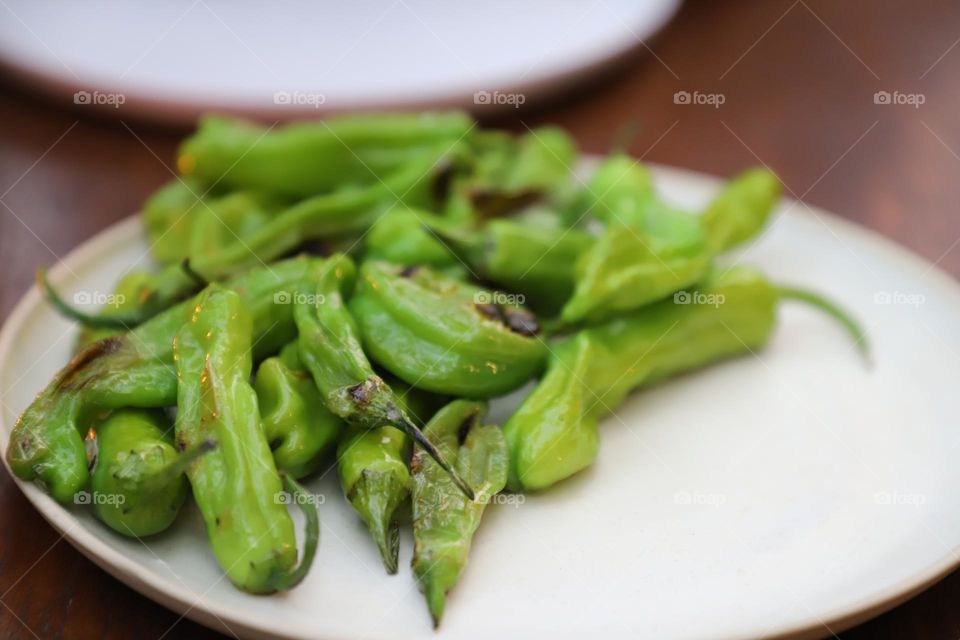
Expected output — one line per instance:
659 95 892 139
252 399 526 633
8 112 867 625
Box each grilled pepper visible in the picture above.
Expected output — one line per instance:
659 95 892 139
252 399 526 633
337 378 446 573
175 285 318 593
506 266 867 491
349 261 547 397
292 255 474 499
412 400 508 626
90 408 214 537
254 341 345 479
11 256 320 501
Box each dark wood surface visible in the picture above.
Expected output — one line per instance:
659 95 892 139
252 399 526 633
2 1 960 638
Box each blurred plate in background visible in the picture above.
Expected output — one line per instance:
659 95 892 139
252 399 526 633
0 0 681 123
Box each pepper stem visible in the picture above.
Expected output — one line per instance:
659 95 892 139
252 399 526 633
776 285 871 365
37 269 147 329
273 473 321 591
150 439 217 489
395 413 475 501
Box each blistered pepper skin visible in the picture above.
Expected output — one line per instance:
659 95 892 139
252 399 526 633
411 400 507 626
174 286 314 594
9 257 320 502
294 255 474 498
349 261 547 398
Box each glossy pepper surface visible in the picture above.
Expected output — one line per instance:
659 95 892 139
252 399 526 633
254 341 345 479
411 400 507 626
10 257 319 501
337 379 445 573
506 266 865 491
175 285 318 593
292 255 474 499
349 261 547 397
91 408 214 537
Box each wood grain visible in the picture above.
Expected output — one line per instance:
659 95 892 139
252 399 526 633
2 1 960 638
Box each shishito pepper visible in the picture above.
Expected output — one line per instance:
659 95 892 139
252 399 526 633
254 341 345 479
90 408 214 537
174 285 318 593
411 400 508 627
506 266 867 491
444 127 578 221
292 255 475 499
337 379 446 573
178 112 474 198
425 216 594 315
363 207 457 269
560 159 782 324
11 257 320 502
349 261 548 397
128 152 453 326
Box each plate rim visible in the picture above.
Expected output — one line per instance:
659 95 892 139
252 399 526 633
2 163 960 639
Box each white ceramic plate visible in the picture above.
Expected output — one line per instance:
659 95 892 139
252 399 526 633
0 1 680 123
3 165 960 639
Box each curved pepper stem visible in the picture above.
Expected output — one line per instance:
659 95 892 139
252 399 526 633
272 473 321 591
37 269 147 329
148 439 217 490
395 413 475 501
776 285 871 364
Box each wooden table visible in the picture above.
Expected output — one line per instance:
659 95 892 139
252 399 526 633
2 1 959 637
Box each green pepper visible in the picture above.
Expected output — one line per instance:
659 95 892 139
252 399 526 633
254 341 345 479
12 256 320 502
502 332 599 490
142 177 209 266
337 378 446 573
185 191 281 262
178 112 474 198
349 261 547 397
560 219 710 324
90 409 214 537
175 285 318 593
126 152 452 326
75 270 152 349
560 160 781 324
337 426 410 574
427 216 594 315
411 400 508 626
702 167 782 253
506 266 867 491
443 127 577 221
292 255 474 499
363 207 456 268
